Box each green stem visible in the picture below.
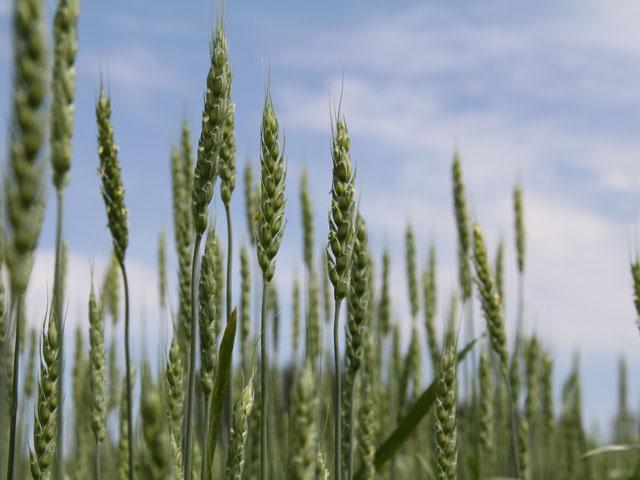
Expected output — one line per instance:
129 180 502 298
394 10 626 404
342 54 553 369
6 297 19 480
94 438 101 480
184 234 203 480
500 365 520 478
118 260 134 480
53 189 65 480
516 273 524 346
346 371 356 480
260 274 268 480
224 202 233 444
333 298 343 480
201 395 210 480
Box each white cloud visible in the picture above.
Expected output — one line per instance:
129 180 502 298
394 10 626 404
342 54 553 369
271 1 640 403
78 45 187 95
22 248 165 348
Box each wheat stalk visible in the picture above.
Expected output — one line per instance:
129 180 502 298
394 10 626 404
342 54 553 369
50 1 79 471
257 86 286 480
185 13 230 478
327 116 356 480
96 88 132 480
5 0 49 473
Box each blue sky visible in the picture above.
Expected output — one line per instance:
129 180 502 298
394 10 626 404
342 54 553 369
2 0 640 437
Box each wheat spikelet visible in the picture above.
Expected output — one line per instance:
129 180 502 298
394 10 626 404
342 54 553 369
524 336 540 431
435 345 458 480
192 16 230 235
243 163 257 244
141 386 171 480
257 91 286 282
518 418 531 480
88 283 106 444
291 361 317 480
165 330 184 443
305 272 321 363
226 381 254 480
171 143 192 352
479 350 494 471
423 243 439 369
405 224 419 318
494 239 505 307
357 333 375 480
96 89 128 263
315 452 329 480
240 246 251 371
157 231 167 311
213 232 225 341
220 102 237 206
346 213 369 376
472 223 508 370
327 117 356 301
292 278 301 362
300 170 315 271
513 182 525 274
631 258 640 330
23 328 37 399
50 0 79 190
100 253 120 325
29 313 59 480
540 353 554 441
452 152 472 301
378 250 391 336
199 228 218 396
6 0 48 295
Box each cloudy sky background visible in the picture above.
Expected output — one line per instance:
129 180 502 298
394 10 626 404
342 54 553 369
1 0 640 436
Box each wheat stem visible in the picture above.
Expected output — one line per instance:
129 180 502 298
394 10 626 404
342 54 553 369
224 201 234 442
6 298 19 480
260 273 268 480
333 299 343 480
117 260 133 480
52 189 65 480
184 233 202 480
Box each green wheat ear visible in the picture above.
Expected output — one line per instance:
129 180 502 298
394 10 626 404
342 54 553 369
30 311 60 480
327 118 356 302
291 361 318 480
472 223 508 370
435 345 458 480
6 0 49 296
88 282 106 445
199 228 218 397
513 182 526 274
96 89 128 263
257 90 286 282
50 0 79 190
141 386 171 480
192 15 231 235
226 380 254 480
378 249 391 336
300 170 315 271
631 257 640 330
157 231 167 311
452 152 472 301
404 224 419 319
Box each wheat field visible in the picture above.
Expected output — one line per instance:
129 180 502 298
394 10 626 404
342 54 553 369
0 1 638 480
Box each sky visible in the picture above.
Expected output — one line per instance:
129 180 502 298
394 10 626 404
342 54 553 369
1 0 640 437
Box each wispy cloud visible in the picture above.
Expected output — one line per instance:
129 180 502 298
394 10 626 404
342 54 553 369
78 45 188 95
272 0 640 366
